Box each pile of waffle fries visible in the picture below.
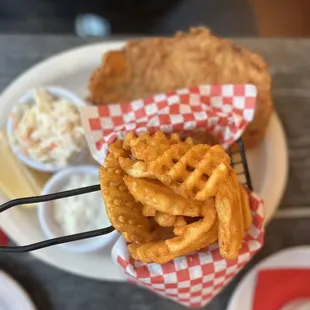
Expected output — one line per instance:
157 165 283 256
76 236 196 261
100 131 252 264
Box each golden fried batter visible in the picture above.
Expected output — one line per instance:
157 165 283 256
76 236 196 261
89 27 273 149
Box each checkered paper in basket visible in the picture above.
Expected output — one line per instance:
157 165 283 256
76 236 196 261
80 83 262 307
112 192 264 308
81 84 257 164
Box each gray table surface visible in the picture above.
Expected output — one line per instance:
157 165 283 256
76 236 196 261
0 35 310 310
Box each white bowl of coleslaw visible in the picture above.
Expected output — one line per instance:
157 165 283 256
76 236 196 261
6 86 88 173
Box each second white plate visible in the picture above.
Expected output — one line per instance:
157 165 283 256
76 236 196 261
0 42 288 281
0 270 36 310
227 247 310 310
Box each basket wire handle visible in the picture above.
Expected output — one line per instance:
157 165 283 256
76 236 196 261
237 139 253 190
0 184 115 253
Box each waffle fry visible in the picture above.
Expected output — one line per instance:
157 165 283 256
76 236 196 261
239 184 252 231
149 144 231 200
123 132 136 151
154 213 186 228
123 176 204 217
215 170 244 259
174 215 187 227
154 212 177 227
100 131 252 264
119 157 155 179
123 131 193 162
142 205 156 217
154 225 175 240
128 202 217 264
100 141 155 244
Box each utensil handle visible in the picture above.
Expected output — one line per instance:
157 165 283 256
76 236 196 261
0 184 115 253
0 138 252 253
0 226 114 253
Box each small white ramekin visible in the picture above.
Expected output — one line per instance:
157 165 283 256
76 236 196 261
38 165 119 253
6 86 88 173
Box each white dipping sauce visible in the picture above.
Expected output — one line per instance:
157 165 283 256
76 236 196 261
53 173 110 235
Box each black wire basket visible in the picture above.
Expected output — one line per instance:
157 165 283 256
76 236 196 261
0 137 252 254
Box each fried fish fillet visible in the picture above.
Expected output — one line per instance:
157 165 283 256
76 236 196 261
89 27 273 149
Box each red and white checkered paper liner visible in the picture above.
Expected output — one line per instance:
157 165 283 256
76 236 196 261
80 83 262 307
112 191 264 308
81 84 257 164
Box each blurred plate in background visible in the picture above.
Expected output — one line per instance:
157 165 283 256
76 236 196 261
0 270 36 310
227 247 310 310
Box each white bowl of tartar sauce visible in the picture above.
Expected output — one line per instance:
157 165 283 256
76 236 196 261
38 165 119 253
6 86 88 173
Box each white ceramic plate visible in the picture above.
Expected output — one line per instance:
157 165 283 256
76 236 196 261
0 42 288 281
0 270 36 310
227 246 310 310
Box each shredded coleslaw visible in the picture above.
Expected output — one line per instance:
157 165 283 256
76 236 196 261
13 89 86 166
